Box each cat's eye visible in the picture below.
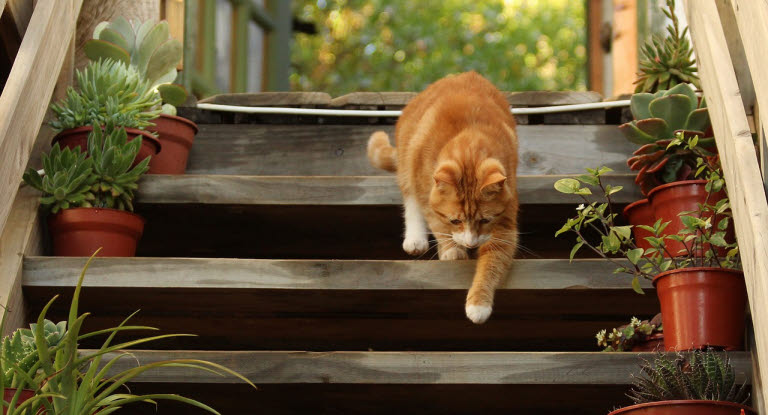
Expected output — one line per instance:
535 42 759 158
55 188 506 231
450 219 462 225
479 218 491 224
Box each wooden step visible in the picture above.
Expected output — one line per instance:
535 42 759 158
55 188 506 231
137 174 642 205
23 257 659 351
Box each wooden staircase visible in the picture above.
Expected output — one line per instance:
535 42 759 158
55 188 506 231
16 96 753 414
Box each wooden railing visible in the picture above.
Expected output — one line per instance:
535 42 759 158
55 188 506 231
683 0 768 411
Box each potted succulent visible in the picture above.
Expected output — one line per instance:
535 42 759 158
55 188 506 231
31 251 256 414
596 314 663 352
555 166 746 351
609 349 754 415
85 18 198 174
50 58 161 165
23 123 149 257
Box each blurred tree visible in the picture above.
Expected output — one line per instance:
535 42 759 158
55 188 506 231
291 0 587 94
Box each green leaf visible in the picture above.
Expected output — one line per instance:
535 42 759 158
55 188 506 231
145 39 183 84
84 40 131 66
631 276 645 294
576 174 599 186
649 94 693 132
709 234 727 247
613 225 633 240
606 185 623 195
157 83 188 106
574 187 592 195
627 248 644 264
630 93 654 119
554 178 580 194
569 242 584 262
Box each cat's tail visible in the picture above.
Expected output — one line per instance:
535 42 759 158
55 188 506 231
367 131 397 172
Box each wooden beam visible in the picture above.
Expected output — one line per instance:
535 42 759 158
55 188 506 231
588 0 605 95
5 0 33 36
729 0 768 121
231 2 249 92
264 0 290 91
162 0 185 71
611 0 638 95
95 350 752 385
683 2 768 412
23 257 649 291
0 0 83 240
134 174 642 205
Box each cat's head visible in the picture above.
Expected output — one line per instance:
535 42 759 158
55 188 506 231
429 157 512 249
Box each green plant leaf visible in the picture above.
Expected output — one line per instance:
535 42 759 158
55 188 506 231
158 83 188 106
631 276 644 294
569 241 583 262
630 93 654 119
628 248 644 264
84 40 131 66
649 94 693 132
554 178 580 194
145 39 183 84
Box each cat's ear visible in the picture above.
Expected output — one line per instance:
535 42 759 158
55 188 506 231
481 171 507 194
433 161 460 188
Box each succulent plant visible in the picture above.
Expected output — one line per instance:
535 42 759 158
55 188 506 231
596 314 663 352
634 0 699 93
1 320 66 387
87 122 151 211
84 17 187 114
22 144 96 214
619 83 714 194
50 59 161 132
627 349 749 405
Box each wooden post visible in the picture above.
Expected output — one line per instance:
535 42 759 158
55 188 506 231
587 0 604 95
265 0 290 91
231 2 249 92
162 0 185 71
74 0 160 71
611 0 638 95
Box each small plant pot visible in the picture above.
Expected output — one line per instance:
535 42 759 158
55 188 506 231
608 400 756 415
52 126 160 166
146 114 198 174
624 199 654 253
653 267 746 351
629 332 665 352
647 180 732 257
48 207 145 257
3 388 36 414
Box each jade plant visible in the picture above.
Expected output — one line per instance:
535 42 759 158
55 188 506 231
554 162 738 294
619 83 714 194
50 59 161 132
596 314 662 352
84 18 187 115
23 123 149 212
626 349 749 404
634 0 699 93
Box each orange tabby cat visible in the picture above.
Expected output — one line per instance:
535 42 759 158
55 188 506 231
367 71 519 324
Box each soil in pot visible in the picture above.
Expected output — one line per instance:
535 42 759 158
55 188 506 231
147 114 198 174
653 268 746 351
52 126 161 166
624 199 654 253
608 400 756 415
3 388 35 414
647 180 733 257
48 208 145 257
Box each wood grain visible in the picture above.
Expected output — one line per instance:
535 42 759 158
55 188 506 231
184 124 636 176
0 0 82 244
23 257 649 291
504 91 603 106
685 1 768 410
611 0 638 95
5 0 33 36
198 92 332 107
134 174 641 205
330 92 417 109
92 350 751 385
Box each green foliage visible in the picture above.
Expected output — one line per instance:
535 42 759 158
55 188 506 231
291 0 587 94
50 59 161 132
627 349 749 405
23 123 149 213
620 84 714 194
634 0 699 93
22 144 95 214
86 18 187 110
554 163 739 293
1 320 66 388
595 314 662 352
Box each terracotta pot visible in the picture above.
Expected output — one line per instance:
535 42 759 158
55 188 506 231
146 114 198 174
624 199 654 252
52 126 161 166
629 332 664 352
608 400 756 415
653 268 746 351
3 388 35 414
48 208 145 257
647 180 732 257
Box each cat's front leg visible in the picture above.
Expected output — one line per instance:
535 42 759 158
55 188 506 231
465 231 518 324
401 195 429 255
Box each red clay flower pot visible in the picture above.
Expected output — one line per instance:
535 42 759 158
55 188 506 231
647 180 732 257
629 332 664 352
146 114 198 174
52 126 161 166
48 208 145 257
608 400 755 415
653 267 746 351
3 388 35 414
624 199 654 252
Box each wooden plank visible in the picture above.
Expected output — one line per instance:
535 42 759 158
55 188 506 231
230 2 249 92
729 0 768 119
0 0 83 243
330 92 417 109
504 91 603 106
5 0 33 36
94 350 751 385
184 124 636 176
684 2 768 412
264 0 291 91
134 174 641 205
198 91 332 106
162 0 185 71
23 257 649 291
588 0 604 95
714 0 754 113
611 0 638 95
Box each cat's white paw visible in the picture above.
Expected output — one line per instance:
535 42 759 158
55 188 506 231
402 237 429 256
465 303 492 324
439 246 468 260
